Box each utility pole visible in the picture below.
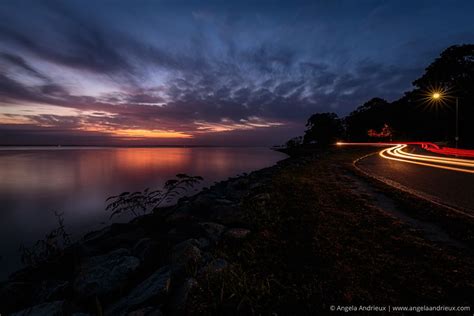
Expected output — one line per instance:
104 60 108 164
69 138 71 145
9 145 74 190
455 97 459 151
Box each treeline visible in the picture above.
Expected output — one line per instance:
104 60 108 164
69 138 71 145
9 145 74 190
289 44 474 148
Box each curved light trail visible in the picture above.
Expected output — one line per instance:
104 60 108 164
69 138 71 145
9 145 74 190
337 142 474 174
380 144 474 174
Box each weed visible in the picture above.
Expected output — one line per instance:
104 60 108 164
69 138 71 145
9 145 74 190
106 174 203 218
19 211 71 266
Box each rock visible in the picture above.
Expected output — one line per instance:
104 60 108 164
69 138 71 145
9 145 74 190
81 225 147 256
214 198 233 205
36 280 70 301
224 228 251 239
229 178 249 190
171 239 202 267
249 182 265 191
11 300 66 316
82 223 131 244
166 224 202 245
192 194 215 209
199 258 229 276
225 189 246 201
132 238 165 269
169 278 198 315
132 238 153 262
173 278 198 315
127 306 163 316
252 192 272 203
73 248 140 298
165 206 197 224
196 237 210 249
209 204 243 225
198 222 226 242
105 266 171 316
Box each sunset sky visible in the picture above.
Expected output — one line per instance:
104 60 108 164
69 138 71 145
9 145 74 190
1 0 474 146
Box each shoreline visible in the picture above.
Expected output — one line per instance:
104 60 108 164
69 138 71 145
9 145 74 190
1 147 473 315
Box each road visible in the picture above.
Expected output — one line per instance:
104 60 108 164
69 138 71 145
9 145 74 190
355 144 474 212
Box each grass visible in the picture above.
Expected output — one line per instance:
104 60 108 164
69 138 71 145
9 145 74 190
187 147 474 315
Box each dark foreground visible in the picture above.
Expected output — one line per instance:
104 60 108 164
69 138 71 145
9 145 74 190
1 147 474 315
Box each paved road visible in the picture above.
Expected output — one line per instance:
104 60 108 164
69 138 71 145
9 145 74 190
356 145 474 212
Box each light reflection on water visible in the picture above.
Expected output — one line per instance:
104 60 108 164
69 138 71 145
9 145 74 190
0 147 286 280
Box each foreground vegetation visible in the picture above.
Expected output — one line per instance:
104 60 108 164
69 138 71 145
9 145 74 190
188 146 474 314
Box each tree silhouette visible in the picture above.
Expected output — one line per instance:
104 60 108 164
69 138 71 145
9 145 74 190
345 98 391 141
295 44 474 148
303 112 343 146
344 44 474 146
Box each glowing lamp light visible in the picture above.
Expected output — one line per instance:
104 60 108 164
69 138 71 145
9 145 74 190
432 92 441 99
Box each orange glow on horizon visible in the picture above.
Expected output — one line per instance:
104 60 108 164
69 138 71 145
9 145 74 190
79 125 193 139
112 128 193 139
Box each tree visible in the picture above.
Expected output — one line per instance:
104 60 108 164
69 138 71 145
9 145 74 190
303 112 343 146
345 98 391 141
411 44 474 146
285 136 303 149
367 123 393 140
343 45 474 146
413 44 474 94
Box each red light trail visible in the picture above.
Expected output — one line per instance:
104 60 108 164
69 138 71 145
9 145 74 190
337 142 474 174
380 144 474 174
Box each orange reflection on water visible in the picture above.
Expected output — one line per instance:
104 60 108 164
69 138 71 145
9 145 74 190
109 148 191 171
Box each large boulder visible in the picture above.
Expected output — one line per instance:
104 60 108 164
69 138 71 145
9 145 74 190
81 224 147 256
11 300 66 316
127 306 163 316
169 277 198 315
224 228 251 240
35 280 70 302
105 266 171 316
209 204 243 225
165 204 198 224
73 248 140 299
132 238 166 271
132 238 154 262
198 222 226 242
192 194 216 209
198 258 229 277
171 239 202 267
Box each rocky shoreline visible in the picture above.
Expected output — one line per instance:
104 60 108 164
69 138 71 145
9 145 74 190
0 154 298 316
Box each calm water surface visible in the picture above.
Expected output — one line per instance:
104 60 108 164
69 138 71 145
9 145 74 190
0 147 286 280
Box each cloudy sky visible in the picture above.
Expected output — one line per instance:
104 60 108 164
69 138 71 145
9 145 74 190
1 0 473 146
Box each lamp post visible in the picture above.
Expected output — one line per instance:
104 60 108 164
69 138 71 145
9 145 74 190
455 96 459 150
431 92 459 150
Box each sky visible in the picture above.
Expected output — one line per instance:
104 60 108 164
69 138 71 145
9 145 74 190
1 0 473 146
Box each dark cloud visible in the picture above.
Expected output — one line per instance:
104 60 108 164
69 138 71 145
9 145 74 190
0 52 49 81
0 0 473 145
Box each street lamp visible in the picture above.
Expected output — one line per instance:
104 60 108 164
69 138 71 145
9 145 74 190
430 91 459 150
